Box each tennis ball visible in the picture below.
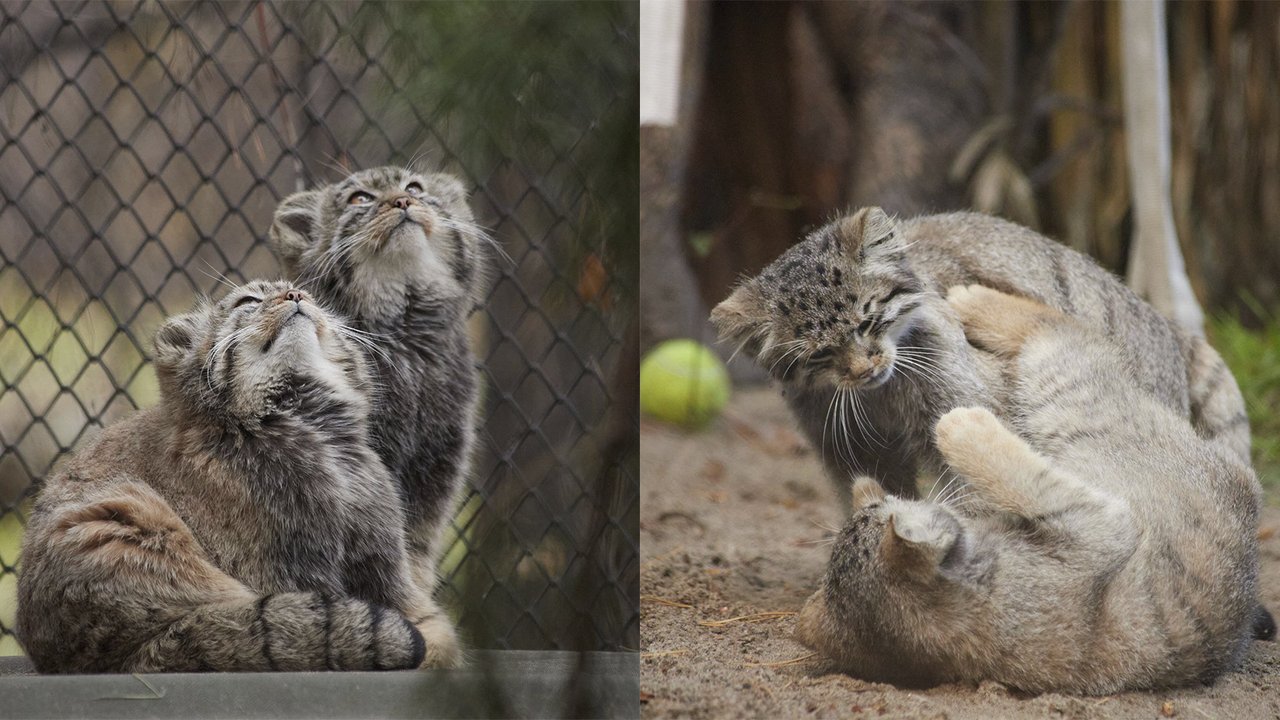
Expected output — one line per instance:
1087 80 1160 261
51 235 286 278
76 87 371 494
640 339 731 428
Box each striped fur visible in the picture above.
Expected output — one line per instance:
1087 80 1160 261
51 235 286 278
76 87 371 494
267 167 486 659
711 208 1250 502
794 287 1260 693
17 281 441 672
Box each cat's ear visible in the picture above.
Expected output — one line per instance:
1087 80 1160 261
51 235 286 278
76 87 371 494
152 312 200 371
851 476 887 511
880 512 953 577
836 207 899 257
710 282 769 343
268 189 323 264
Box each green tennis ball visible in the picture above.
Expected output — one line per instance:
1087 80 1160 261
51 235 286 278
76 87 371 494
640 339 731 428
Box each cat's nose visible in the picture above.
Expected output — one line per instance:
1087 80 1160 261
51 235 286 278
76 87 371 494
283 290 304 303
388 194 412 210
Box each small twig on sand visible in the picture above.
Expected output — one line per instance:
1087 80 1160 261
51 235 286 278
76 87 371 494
641 594 694 609
699 611 796 628
744 652 817 668
642 649 690 659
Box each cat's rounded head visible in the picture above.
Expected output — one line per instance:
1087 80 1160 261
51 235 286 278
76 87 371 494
710 207 927 390
267 166 488 319
795 476 976 684
152 279 371 425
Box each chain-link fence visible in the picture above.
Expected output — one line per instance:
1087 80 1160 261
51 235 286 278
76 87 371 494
0 0 638 654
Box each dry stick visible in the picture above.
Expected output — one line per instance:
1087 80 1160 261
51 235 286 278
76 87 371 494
641 649 690 659
640 594 693 609
698 611 796 628
744 652 817 668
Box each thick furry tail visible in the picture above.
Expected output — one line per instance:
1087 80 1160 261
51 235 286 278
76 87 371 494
17 481 424 672
133 592 425 672
1185 335 1251 464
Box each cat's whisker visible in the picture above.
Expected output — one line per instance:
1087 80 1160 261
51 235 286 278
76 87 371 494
894 354 947 387
821 386 846 471
781 349 806 378
849 387 885 449
198 261 239 293
768 342 807 375
938 477 970 508
809 518 843 535
926 470 954 504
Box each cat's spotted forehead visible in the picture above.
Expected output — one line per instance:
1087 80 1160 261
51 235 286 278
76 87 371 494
217 279 292 305
334 166 414 193
758 234 846 290
827 510 886 588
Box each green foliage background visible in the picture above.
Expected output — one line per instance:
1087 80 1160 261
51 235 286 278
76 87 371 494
359 0 639 302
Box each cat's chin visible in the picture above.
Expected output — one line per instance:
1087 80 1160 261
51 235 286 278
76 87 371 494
264 315 324 361
373 223 421 254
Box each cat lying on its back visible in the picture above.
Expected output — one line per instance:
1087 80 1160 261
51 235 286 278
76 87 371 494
795 286 1261 693
17 281 451 672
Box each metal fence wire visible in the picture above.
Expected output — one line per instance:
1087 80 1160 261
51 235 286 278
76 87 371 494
0 1 638 653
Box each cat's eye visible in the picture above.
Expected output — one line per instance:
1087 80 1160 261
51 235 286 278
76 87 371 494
405 181 424 196
233 295 261 309
347 191 374 206
881 287 910 305
809 348 835 362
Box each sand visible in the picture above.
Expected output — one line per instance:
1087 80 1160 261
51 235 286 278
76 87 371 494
640 388 1280 719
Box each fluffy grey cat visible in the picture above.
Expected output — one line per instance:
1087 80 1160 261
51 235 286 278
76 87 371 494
18 281 448 672
267 166 486 654
711 207 1249 502
711 207 1272 639
795 286 1261 693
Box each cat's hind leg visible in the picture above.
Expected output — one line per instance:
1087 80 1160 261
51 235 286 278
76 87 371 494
20 482 428 672
945 284 1066 357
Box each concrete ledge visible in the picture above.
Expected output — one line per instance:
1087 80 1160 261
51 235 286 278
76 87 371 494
0 650 638 719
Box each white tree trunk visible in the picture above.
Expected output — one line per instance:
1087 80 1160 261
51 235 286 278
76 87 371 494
640 0 685 127
1121 0 1204 335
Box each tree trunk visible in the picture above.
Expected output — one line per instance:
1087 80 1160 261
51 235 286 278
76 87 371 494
1121 0 1205 335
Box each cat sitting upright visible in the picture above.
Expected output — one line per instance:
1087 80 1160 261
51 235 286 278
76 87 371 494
268 166 490 665
18 281 442 672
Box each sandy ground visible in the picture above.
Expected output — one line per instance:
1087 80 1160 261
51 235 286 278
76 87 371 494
640 388 1280 719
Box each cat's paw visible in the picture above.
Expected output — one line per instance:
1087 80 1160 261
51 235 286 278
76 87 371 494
793 590 829 653
850 476 887 511
935 406 1020 487
945 284 1055 355
934 406 1004 460
415 614 464 669
936 407 1048 516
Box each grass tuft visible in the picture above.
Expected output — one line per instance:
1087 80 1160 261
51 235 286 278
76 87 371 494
1208 310 1280 500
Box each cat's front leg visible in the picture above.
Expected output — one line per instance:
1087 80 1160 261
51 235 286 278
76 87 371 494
934 407 1047 517
405 593 462 669
933 407 1125 527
